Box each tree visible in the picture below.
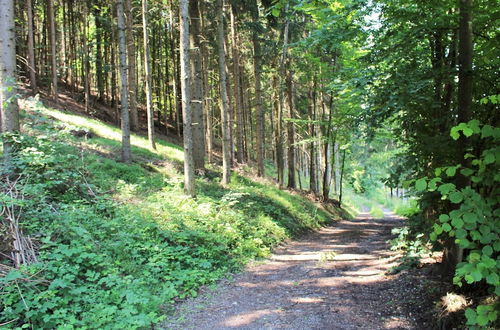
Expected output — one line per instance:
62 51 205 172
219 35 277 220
26 0 37 93
217 0 232 185
0 0 19 164
189 0 205 171
117 0 131 163
230 6 245 164
48 0 58 103
125 0 139 131
179 0 195 196
250 0 265 177
142 0 155 150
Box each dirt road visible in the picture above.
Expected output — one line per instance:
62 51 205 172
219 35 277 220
162 212 431 329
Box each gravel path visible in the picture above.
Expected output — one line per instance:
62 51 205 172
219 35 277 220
161 212 428 329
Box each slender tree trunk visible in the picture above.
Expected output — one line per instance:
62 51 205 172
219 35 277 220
95 6 104 102
334 141 340 196
441 0 474 276
230 7 244 164
142 0 155 150
169 2 182 137
217 0 231 185
322 95 334 200
26 0 37 93
339 149 346 206
117 0 131 162
83 2 90 113
0 0 20 164
251 0 265 176
179 0 195 196
309 82 318 194
189 0 205 171
48 0 58 103
286 61 296 189
200 3 213 164
274 74 284 188
125 0 139 131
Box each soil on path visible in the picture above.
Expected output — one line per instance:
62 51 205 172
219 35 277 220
162 212 436 329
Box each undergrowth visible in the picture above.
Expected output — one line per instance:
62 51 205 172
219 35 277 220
0 99 335 328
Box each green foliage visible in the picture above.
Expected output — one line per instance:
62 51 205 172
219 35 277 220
422 121 500 327
0 105 333 328
388 227 429 274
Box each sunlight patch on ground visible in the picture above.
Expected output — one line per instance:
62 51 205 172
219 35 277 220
222 309 281 327
289 297 324 304
37 103 184 162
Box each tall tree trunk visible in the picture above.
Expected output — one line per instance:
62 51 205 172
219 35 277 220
230 6 244 164
322 95 334 200
48 0 58 103
339 149 346 205
251 0 265 176
309 83 318 195
125 0 139 131
286 62 296 189
277 20 290 188
441 0 474 276
169 2 182 137
95 6 105 102
83 2 90 113
189 0 205 171
179 0 195 196
458 0 473 127
200 2 213 164
117 0 131 162
142 0 155 150
334 141 340 196
274 74 284 188
217 0 231 185
0 0 20 164
26 0 37 93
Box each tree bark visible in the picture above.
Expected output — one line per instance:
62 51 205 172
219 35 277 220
179 0 196 196
441 0 474 276
142 0 155 150
189 0 205 171
125 0 139 131
26 0 37 93
47 0 58 103
0 0 20 164
251 0 265 176
83 2 90 113
117 0 131 162
199 1 213 164
230 6 245 164
217 0 232 185
286 61 296 189
94 6 105 102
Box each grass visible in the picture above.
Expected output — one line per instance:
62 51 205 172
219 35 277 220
1 97 342 329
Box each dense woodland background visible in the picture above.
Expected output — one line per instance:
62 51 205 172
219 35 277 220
0 0 498 328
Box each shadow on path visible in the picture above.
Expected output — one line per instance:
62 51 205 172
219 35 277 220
162 212 421 330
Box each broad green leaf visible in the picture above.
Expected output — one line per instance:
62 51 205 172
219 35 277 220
449 191 463 204
439 214 450 223
438 183 455 195
445 166 457 177
415 178 427 191
485 273 498 286
451 217 464 228
442 223 452 232
463 212 476 223
482 245 493 256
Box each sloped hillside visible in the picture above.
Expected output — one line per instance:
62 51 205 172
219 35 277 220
0 96 344 329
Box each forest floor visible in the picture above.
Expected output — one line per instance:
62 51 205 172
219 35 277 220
162 212 443 329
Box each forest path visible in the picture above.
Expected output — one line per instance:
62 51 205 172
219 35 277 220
162 212 424 329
